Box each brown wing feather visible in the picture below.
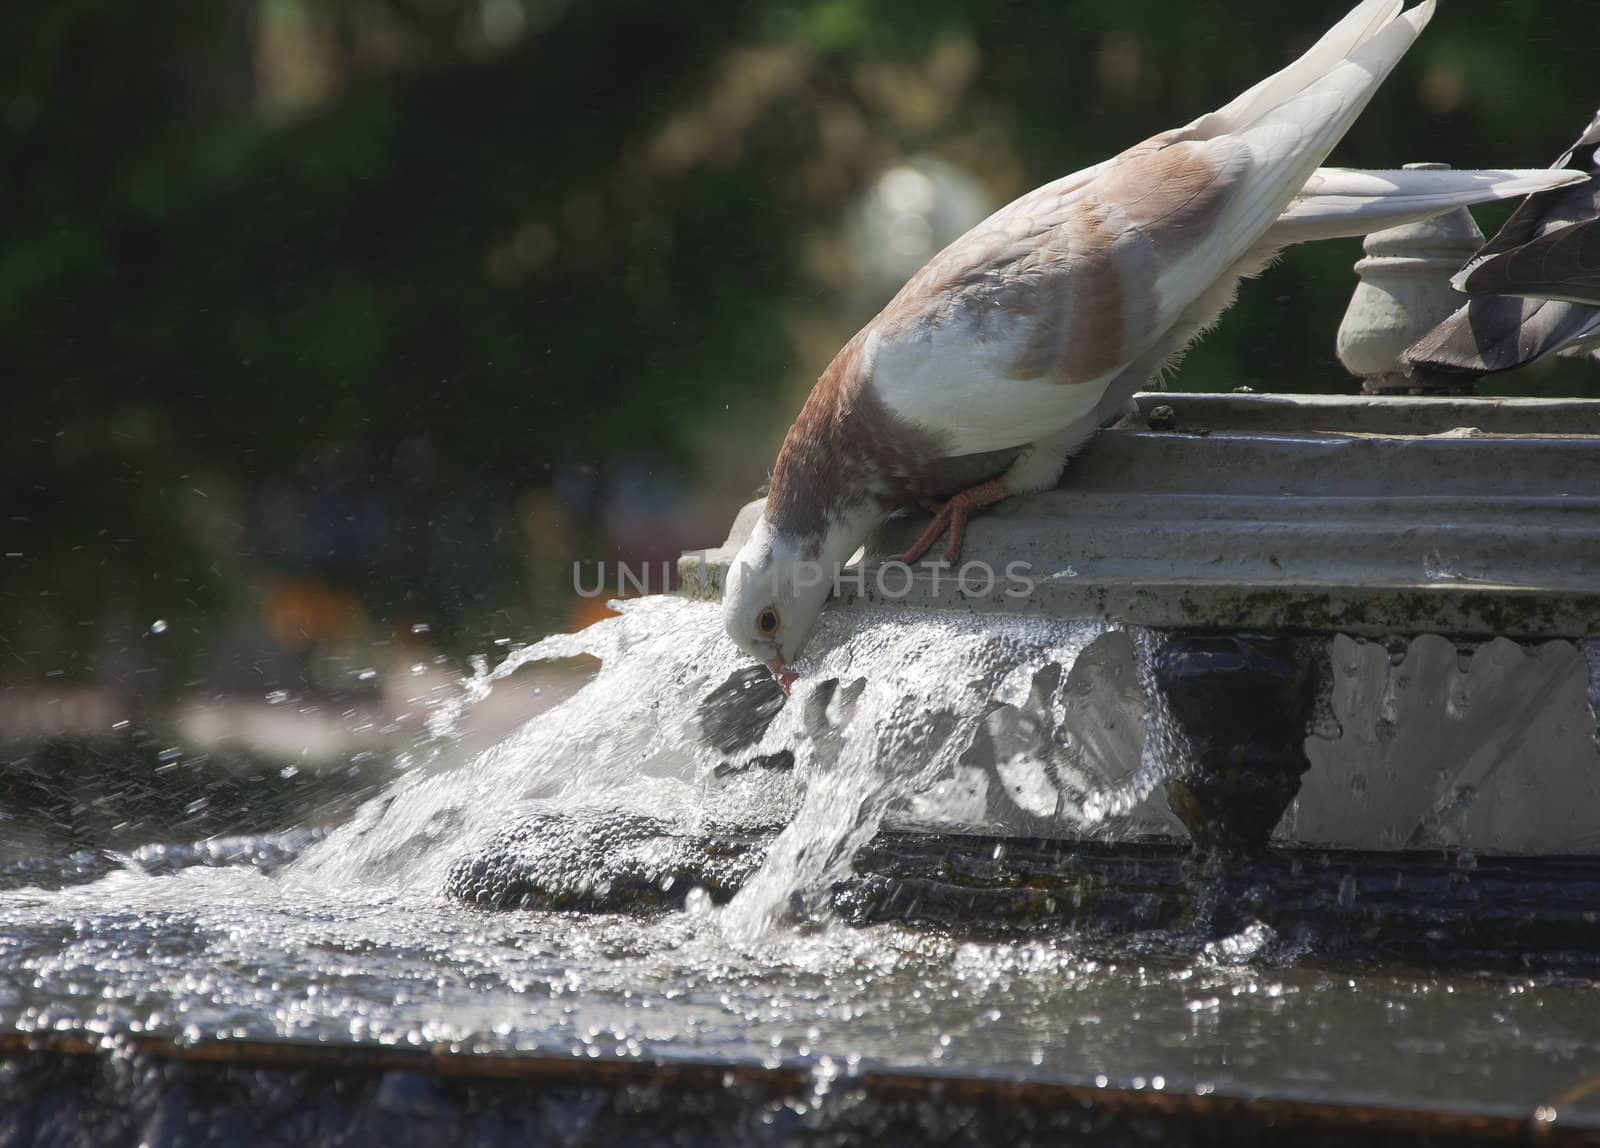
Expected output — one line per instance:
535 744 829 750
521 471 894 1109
875 134 1247 386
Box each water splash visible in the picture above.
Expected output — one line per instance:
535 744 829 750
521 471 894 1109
294 597 738 893
294 597 1183 937
718 606 1103 939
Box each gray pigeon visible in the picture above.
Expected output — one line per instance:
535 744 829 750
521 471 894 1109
1405 108 1600 378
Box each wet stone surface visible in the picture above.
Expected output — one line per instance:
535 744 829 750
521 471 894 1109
440 810 1600 974
698 666 788 756
1154 634 1322 854
444 807 766 912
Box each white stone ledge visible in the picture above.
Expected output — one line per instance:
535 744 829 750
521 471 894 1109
679 393 1600 641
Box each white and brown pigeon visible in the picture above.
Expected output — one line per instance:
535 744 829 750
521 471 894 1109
722 0 1584 688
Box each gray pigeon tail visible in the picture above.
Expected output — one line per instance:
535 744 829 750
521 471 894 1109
1405 107 1600 378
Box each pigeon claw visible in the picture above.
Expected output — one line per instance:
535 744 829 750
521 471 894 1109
894 477 1011 566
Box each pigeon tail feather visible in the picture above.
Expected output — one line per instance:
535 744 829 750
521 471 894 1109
1268 167 1588 247
1140 2 1435 331
1199 0 1402 135
1216 2 1435 247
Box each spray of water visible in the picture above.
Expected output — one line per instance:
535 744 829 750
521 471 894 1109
292 596 1187 937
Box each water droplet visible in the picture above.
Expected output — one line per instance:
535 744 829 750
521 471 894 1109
411 622 431 634
1423 549 1462 582
1205 922 1276 964
149 619 167 634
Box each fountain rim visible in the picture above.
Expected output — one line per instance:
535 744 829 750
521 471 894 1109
4 1030 1592 1142
679 391 1600 642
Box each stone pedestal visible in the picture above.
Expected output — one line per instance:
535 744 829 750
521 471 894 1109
1336 164 1484 394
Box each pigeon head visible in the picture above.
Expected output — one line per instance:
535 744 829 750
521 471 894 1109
722 332 898 690
721 486 890 692
721 516 829 694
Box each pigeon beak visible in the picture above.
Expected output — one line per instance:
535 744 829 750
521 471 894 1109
766 655 798 696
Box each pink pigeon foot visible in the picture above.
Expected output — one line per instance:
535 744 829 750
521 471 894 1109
894 477 1011 565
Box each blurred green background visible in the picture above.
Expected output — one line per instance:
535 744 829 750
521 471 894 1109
3 0 1596 708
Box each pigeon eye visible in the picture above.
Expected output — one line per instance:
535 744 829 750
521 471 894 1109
756 607 780 637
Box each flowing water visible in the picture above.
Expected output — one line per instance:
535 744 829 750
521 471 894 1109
293 598 1171 935
3 598 1600 1130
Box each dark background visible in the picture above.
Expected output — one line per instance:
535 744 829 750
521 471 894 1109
4 0 1596 708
